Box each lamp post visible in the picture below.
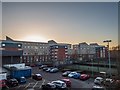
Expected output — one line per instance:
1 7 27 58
103 40 112 78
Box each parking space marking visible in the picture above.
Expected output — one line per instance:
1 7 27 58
33 81 38 88
25 83 31 89
39 79 45 88
42 79 45 85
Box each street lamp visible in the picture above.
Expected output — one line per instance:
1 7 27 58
103 40 112 78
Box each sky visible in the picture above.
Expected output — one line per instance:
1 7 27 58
2 2 118 47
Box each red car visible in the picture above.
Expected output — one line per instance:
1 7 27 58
32 74 42 80
61 79 71 87
80 74 90 80
0 79 7 88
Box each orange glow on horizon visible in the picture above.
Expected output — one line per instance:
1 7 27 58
22 35 48 42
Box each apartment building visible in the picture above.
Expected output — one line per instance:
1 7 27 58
49 44 69 65
3 36 71 65
72 42 107 61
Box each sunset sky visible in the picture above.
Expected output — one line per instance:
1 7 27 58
2 2 118 47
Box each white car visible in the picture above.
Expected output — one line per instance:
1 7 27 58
92 85 105 90
50 68 59 73
51 80 67 88
94 77 104 85
68 72 80 78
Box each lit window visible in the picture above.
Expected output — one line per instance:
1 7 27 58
56 46 58 48
65 53 68 54
55 56 57 58
18 44 21 47
2 44 5 47
65 46 67 48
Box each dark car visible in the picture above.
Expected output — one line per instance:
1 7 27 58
42 83 56 90
103 78 114 86
6 78 18 87
17 77 26 84
80 74 90 81
61 79 71 87
32 74 42 80
30 64 36 67
62 71 71 77
0 79 9 89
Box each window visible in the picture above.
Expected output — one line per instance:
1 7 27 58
2 44 5 47
65 46 67 48
55 56 57 58
18 44 21 47
65 53 68 54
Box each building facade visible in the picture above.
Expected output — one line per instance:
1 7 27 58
72 42 108 61
0 40 23 65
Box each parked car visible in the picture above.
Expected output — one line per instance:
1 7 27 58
103 78 114 86
35 63 42 66
46 67 54 72
39 65 47 69
30 64 36 67
60 79 71 87
43 67 49 71
62 71 71 77
6 78 19 87
17 77 26 84
32 74 42 80
51 80 67 89
92 85 105 90
42 83 56 90
50 68 59 73
0 79 8 89
80 74 90 80
68 72 80 79
113 79 120 88
94 77 104 85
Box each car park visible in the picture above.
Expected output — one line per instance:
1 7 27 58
62 71 71 77
42 83 56 90
94 77 104 85
50 68 59 73
17 76 26 84
68 72 80 79
60 79 71 87
51 80 67 89
80 74 90 80
6 78 19 87
32 74 42 80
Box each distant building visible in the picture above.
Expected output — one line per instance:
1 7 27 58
95 46 108 59
76 42 107 61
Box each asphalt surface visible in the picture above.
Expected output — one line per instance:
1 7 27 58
9 67 95 90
